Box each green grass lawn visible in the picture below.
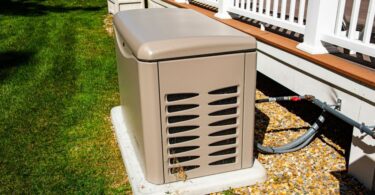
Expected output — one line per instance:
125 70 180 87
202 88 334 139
0 0 130 193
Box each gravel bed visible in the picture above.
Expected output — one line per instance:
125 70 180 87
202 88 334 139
212 90 369 194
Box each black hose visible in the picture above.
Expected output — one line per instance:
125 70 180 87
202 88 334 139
255 94 374 154
255 95 323 154
256 111 326 154
311 99 375 138
258 131 318 154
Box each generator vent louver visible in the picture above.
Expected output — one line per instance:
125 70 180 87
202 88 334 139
209 147 236 156
209 157 236 165
163 84 241 180
168 126 199 134
209 128 237 136
166 93 201 176
208 86 239 166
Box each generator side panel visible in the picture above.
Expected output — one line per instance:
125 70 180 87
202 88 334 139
115 29 164 184
242 52 257 168
116 33 145 172
137 61 165 184
158 53 246 183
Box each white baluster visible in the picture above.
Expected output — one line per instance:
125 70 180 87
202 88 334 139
289 0 296 22
215 0 234 19
297 0 340 54
363 0 375 43
253 0 258 12
241 0 246 9
246 0 251 10
298 0 305 25
265 0 271 16
281 0 287 20
259 0 264 13
348 0 361 40
273 0 279 18
335 0 346 35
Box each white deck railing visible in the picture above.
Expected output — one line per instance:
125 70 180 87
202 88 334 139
179 0 375 57
320 0 375 57
227 0 306 34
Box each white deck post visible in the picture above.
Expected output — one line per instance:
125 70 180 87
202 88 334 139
215 0 233 19
297 0 339 54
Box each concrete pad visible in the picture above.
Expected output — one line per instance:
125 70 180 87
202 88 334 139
111 106 267 195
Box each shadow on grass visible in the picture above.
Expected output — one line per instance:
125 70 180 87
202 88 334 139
0 19 81 193
0 51 34 82
0 0 103 16
0 0 129 193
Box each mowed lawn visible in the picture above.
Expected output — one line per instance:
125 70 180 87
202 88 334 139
0 0 130 193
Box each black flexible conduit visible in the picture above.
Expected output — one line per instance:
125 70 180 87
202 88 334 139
311 98 375 138
255 95 374 154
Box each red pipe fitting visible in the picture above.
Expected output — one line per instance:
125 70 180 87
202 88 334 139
291 96 301 101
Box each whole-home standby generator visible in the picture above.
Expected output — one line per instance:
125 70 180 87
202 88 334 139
113 8 257 184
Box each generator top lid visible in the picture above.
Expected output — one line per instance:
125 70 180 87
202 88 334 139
113 8 256 61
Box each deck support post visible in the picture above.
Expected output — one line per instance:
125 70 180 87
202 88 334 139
297 0 339 54
348 123 375 191
215 0 233 19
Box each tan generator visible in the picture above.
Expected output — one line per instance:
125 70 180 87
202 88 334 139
113 8 257 184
